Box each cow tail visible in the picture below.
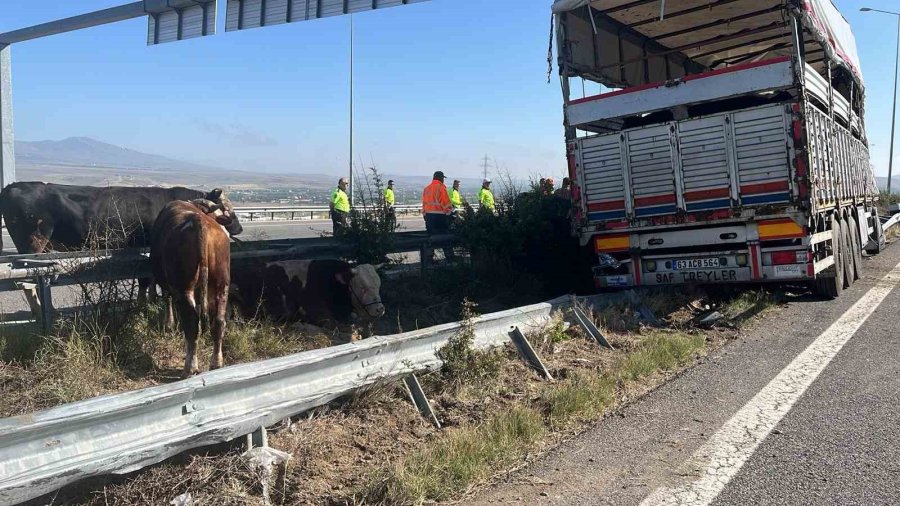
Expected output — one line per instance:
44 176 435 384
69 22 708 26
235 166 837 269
197 218 211 335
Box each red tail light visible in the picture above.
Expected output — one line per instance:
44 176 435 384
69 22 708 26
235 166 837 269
771 251 796 265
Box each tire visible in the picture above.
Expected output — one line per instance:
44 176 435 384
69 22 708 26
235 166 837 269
841 217 853 289
847 214 863 281
814 213 843 299
865 208 886 255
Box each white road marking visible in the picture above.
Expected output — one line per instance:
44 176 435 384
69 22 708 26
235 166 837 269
641 260 900 506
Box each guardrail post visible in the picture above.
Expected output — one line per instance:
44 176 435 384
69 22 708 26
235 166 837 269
291 211 295 221
37 275 53 333
245 425 268 450
571 305 614 349
509 326 553 380
403 374 441 429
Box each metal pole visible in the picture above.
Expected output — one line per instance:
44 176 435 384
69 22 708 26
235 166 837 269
349 14 354 207
890 15 900 193
0 44 14 190
0 2 145 45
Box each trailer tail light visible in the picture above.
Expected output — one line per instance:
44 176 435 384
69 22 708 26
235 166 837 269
758 218 805 241
771 251 797 265
736 254 749 267
595 234 629 253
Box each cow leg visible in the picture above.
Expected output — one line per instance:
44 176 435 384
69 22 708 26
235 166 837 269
137 278 150 305
175 293 201 377
209 292 228 370
20 224 53 319
20 283 42 317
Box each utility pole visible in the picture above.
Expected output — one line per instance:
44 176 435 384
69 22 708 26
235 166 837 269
348 14 355 206
861 7 900 193
481 154 491 181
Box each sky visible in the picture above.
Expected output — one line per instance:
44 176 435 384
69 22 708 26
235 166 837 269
0 0 898 181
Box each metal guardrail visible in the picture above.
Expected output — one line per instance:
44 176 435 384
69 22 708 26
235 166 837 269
235 204 422 221
0 295 572 505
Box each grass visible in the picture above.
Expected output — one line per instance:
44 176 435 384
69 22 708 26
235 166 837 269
364 406 546 504
0 306 327 418
616 331 707 382
362 329 708 505
718 289 777 325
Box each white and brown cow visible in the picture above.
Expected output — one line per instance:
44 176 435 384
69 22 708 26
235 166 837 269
230 259 385 326
151 192 242 377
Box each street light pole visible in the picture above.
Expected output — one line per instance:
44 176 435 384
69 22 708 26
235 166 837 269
862 7 900 193
349 14 355 207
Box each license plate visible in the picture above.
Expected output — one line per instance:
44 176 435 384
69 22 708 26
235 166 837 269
774 264 803 278
673 258 720 270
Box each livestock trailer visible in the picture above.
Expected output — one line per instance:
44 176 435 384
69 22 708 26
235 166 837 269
553 0 882 297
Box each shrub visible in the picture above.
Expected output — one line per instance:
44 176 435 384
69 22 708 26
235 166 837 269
436 299 503 389
338 166 400 264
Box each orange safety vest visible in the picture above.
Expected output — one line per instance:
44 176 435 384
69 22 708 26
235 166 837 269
422 180 452 215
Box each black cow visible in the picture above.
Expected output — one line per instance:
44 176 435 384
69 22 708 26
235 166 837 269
230 259 385 327
0 182 240 303
0 182 209 253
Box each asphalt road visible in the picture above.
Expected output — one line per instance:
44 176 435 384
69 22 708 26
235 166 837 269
474 243 900 505
0 216 426 253
0 217 427 317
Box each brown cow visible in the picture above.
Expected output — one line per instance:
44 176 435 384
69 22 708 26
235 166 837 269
150 190 242 377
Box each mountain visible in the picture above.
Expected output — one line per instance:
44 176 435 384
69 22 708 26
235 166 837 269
876 176 900 192
15 137 216 172
12 136 330 189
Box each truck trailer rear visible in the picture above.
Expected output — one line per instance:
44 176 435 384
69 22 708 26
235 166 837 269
552 0 882 298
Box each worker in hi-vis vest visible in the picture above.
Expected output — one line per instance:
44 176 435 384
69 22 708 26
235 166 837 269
384 179 396 226
449 179 464 211
422 171 455 261
478 178 495 213
330 177 351 236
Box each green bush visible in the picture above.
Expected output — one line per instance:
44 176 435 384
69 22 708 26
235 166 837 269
338 167 400 264
455 182 592 295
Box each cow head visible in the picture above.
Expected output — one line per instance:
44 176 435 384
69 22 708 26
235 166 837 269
336 264 385 319
202 188 243 237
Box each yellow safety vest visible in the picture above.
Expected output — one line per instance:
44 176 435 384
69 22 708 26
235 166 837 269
331 188 350 213
478 188 495 211
384 188 395 207
450 188 462 208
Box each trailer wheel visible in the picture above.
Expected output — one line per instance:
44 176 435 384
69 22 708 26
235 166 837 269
814 213 843 299
847 214 863 281
841 217 854 288
865 208 886 255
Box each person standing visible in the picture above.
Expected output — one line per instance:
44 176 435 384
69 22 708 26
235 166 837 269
554 177 572 201
478 178 495 213
422 171 454 261
384 179 396 227
449 179 463 211
330 177 351 236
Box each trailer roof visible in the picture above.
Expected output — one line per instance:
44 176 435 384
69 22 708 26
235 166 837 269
553 0 862 90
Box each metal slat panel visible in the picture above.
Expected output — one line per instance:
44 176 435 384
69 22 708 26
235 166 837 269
733 105 790 204
579 134 626 210
628 126 675 204
226 0 429 31
678 116 730 202
147 2 217 45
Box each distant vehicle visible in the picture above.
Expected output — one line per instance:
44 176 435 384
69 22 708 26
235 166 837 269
553 0 882 298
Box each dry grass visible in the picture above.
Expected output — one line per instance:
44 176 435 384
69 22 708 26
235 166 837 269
0 306 335 418
361 328 708 505
47 309 715 506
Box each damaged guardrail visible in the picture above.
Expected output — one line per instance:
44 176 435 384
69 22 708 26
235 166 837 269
0 295 575 505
